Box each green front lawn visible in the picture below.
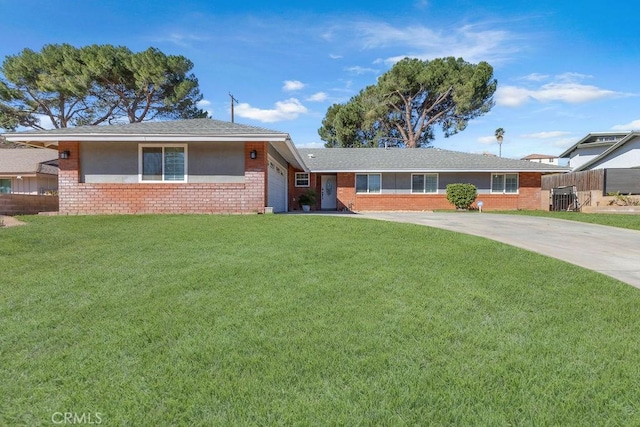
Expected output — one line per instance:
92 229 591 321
2 215 640 425
491 210 640 231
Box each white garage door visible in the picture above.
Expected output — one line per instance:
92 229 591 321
267 156 287 212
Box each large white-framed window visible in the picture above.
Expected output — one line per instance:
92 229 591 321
411 173 438 193
295 172 310 187
355 173 381 194
0 178 11 194
491 173 518 194
139 144 187 182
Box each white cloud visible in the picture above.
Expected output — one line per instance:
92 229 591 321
355 21 519 65
197 99 213 117
611 119 640 131
283 80 305 91
519 73 549 82
552 137 580 148
235 98 308 122
307 92 328 102
329 54 343 59
478 136 497 145
521 131 572 139
497 79 622 107
346 66 378 75
497 73 632 107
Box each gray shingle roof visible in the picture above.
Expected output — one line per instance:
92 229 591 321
0 148 59 175
298 148 570 172
4 118 288 138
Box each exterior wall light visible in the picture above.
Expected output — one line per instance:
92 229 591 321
60 150 70 159
250 150 257 159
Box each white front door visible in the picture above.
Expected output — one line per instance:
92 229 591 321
321 175 337 210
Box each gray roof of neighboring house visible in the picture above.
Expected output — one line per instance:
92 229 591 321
0 148 59 175
297 148 570 173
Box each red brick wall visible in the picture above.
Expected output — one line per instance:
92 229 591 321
304 171 545 211
288 167 320 211
57 141 268 215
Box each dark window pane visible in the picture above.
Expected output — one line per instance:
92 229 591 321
142 147 162 181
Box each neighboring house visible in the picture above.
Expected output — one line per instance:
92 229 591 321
0 148 58 194
290 148 569 212
559 132 640 171
3 119 306 214
521 153 559 165
3 119 569 214
0 148 59 215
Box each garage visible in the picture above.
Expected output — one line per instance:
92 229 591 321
267 155 287 212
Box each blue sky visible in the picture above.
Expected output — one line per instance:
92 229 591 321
1 0 638 159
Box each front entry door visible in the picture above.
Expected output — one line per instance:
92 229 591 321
321 175 337 210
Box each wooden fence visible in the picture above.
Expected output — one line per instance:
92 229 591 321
0 194 59 215
542 169 604 192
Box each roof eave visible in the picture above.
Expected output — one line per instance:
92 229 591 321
572 132 638 171
306 168 570 173
3 133 291 147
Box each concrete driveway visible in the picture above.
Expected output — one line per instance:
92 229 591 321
352 212 640 289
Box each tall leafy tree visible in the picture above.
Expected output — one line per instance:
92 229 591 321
319 57 497 148
0 44 208 130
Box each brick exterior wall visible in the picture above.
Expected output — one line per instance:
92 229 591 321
288 167 320 211
57 141 268 215
289 171 546 212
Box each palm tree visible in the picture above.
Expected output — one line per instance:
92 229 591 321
494 128 505 157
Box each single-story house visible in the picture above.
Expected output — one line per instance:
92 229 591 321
521 153 559 165
559 132 640 171
0 148 58 194
290 148 569 212
3 119 306 214
0 148 59 214
3 118 569 214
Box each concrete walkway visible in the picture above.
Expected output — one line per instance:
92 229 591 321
349 212 640 289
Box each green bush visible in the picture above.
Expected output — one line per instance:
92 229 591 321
446 183 478 210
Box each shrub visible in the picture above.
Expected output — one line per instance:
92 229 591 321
298 189 319 207
446 183 478 210
607 192 640 206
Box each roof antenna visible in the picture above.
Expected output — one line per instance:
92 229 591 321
229 93 239 123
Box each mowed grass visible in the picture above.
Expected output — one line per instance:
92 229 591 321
491 210 640 231
2 215 640 425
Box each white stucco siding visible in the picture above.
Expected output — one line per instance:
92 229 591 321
588 138 640 169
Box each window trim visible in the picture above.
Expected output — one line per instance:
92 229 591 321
411 173 439 194
355 173 382 194
294 172 310 187
491 173 519 194
138 144 188 183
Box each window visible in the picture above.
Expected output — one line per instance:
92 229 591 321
295 172 310 187
355 174 381 193
411 174 438 193
491 173 518 193
0 178 10 194
139 145 187 182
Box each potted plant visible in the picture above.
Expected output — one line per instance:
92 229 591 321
298 189 319 212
